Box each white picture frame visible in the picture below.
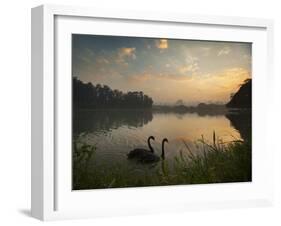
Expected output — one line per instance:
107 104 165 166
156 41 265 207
31 4 274 221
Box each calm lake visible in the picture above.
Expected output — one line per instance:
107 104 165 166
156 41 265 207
73 109 251 189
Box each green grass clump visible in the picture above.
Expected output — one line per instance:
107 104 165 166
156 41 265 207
172 132 251 184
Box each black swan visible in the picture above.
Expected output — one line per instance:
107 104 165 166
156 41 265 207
127 136 155 160
160 138 168 160
127 137 169 164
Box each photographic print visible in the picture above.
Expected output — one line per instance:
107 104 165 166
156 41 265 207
72 34 252 190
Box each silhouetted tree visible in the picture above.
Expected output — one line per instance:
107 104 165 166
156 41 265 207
226 79 252 108
73 77 153 109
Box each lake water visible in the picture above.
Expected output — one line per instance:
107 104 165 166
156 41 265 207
73 109 251 189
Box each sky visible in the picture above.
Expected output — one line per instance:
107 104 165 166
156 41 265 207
72 34 251 105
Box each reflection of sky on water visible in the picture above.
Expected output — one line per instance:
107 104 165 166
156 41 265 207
73 110 251 189
75 111 243 166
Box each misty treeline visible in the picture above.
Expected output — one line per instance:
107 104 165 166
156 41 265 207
73 77 153 109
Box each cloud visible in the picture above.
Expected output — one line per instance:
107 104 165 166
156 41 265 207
178 55 199 74
217 47 231 56
118 47 136 59
96 57 110 65
126 67 250 104
168 67 251 104
128 72 193 84
243 54 251 63
186 55 198 64
193 67 250 96
115 47 136 66
200 47 211 56
128 73 152 83
155 39 168 49
178 64 198 74
77 48 96 64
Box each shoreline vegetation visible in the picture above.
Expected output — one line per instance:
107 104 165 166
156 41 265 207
73 77 153 109
73 77 252 113
73 104 251 117
73 132 251 190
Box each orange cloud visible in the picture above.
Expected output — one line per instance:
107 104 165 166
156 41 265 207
123 67 250 104
187 67 251 102
115 47 136 66
155 39 168 49
118 47 136 58
178 63 199 74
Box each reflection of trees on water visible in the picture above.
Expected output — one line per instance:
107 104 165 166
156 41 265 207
195 110 226 117
153 108 227 117
225 111 251 141
154 109 252 142
153 104 228 117
73 109 251 143
73 110 153 135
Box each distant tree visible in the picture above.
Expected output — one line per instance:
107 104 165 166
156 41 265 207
197 103 207 109
175 99 184 106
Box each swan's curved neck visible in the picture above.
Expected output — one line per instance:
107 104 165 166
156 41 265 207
148 137 154 153
161 141 166 159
